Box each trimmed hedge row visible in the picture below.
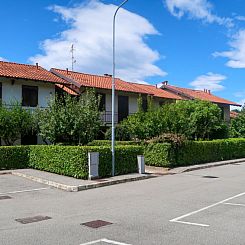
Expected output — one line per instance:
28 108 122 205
0 145 143 179
0 146 30 170
87 140 140 146
144 138 245 167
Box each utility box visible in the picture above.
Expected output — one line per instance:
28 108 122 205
88 152 99 180
137 155 145 174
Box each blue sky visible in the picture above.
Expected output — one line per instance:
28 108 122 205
0 0 244 106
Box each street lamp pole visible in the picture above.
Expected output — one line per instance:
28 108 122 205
112 0 128 177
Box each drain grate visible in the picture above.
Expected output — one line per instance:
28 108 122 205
0 195 12 200
203 175 219 179
81 220 112 229
15 215 52 224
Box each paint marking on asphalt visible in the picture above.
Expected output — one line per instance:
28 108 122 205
223 202 245 207
170 191 245 227
80 238 132 245
0 187 50 195
172 220 209 227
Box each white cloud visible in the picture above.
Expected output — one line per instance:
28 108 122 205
190 72 226 92
213 29 245 68
29 0 166 83
164 0 233 27
0 57 7 61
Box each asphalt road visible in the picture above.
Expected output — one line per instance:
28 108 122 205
1 163 245 245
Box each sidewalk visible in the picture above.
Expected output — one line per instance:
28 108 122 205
11 169 155 192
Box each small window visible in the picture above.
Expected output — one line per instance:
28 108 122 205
97 93 106 111
22 85 38 107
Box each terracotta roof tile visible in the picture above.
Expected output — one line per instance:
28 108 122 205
164 84 241 106
0 61 67 84
51 69 181 100
56 84 79 96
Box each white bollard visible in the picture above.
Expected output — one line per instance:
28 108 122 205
137 155 145 174
88 152 99 180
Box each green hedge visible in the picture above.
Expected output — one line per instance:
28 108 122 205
0 145 143 179
144 138 245 167
176 139 245 166
144 143 173 167
87 140 140 146
0 146 29 170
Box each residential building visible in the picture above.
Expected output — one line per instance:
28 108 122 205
0 61 67 145
51 68 182 124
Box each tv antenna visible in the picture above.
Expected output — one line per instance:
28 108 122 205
70 44 76 71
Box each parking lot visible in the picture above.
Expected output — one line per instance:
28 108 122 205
1 163 245 245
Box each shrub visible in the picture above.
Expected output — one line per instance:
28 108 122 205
230 112 245 138
35 90 101 145
144 138 245 168
105 125 131 141
144 143 173 167
0 146 29 170
87 140 140 146
0 145 143 179
0 102 34 145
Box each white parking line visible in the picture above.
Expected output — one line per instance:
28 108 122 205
0 187 50 195
170 191 245 227
223 202 245 207
80 238 132 245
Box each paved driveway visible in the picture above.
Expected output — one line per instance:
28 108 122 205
1 163 245 245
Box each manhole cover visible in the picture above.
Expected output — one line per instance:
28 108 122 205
81 220 112 229
15 215 52 224
202 176 219 179
0 195 12 200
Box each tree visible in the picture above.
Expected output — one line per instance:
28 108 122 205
121 99 226 141
0 101 34 145
35 90 102 145
230 111 245 138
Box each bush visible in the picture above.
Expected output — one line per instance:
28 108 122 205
87 140 140 146
144 143 173 167
0 102 34 145
144 138 245 168
0 146 29 170
105 125 131 141
0 145 143 179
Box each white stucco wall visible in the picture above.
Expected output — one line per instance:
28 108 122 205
218 104 230 122
0 77 55 107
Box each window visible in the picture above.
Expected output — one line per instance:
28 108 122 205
22 85 38 107
97 93 106 111
118 95 129 122
142 98 148 112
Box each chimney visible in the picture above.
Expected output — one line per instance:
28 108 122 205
162 81 168 86
66 68 69 74
36 63 39 69
104 74 112 77
208 90 211 94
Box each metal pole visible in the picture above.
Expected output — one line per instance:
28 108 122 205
112 0 128 177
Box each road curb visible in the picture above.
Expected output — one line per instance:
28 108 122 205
11 171 156 192
169 158 245 174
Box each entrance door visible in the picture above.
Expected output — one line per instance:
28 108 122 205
118 95 129 123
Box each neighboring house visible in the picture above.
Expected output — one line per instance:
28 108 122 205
160 82 240 122
0 61 67 145
51 68 182 124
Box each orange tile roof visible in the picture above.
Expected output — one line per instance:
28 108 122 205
163 84 241 106
0 61 67 84
131 83 182 100
51 69 181 100
56 84 79 96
